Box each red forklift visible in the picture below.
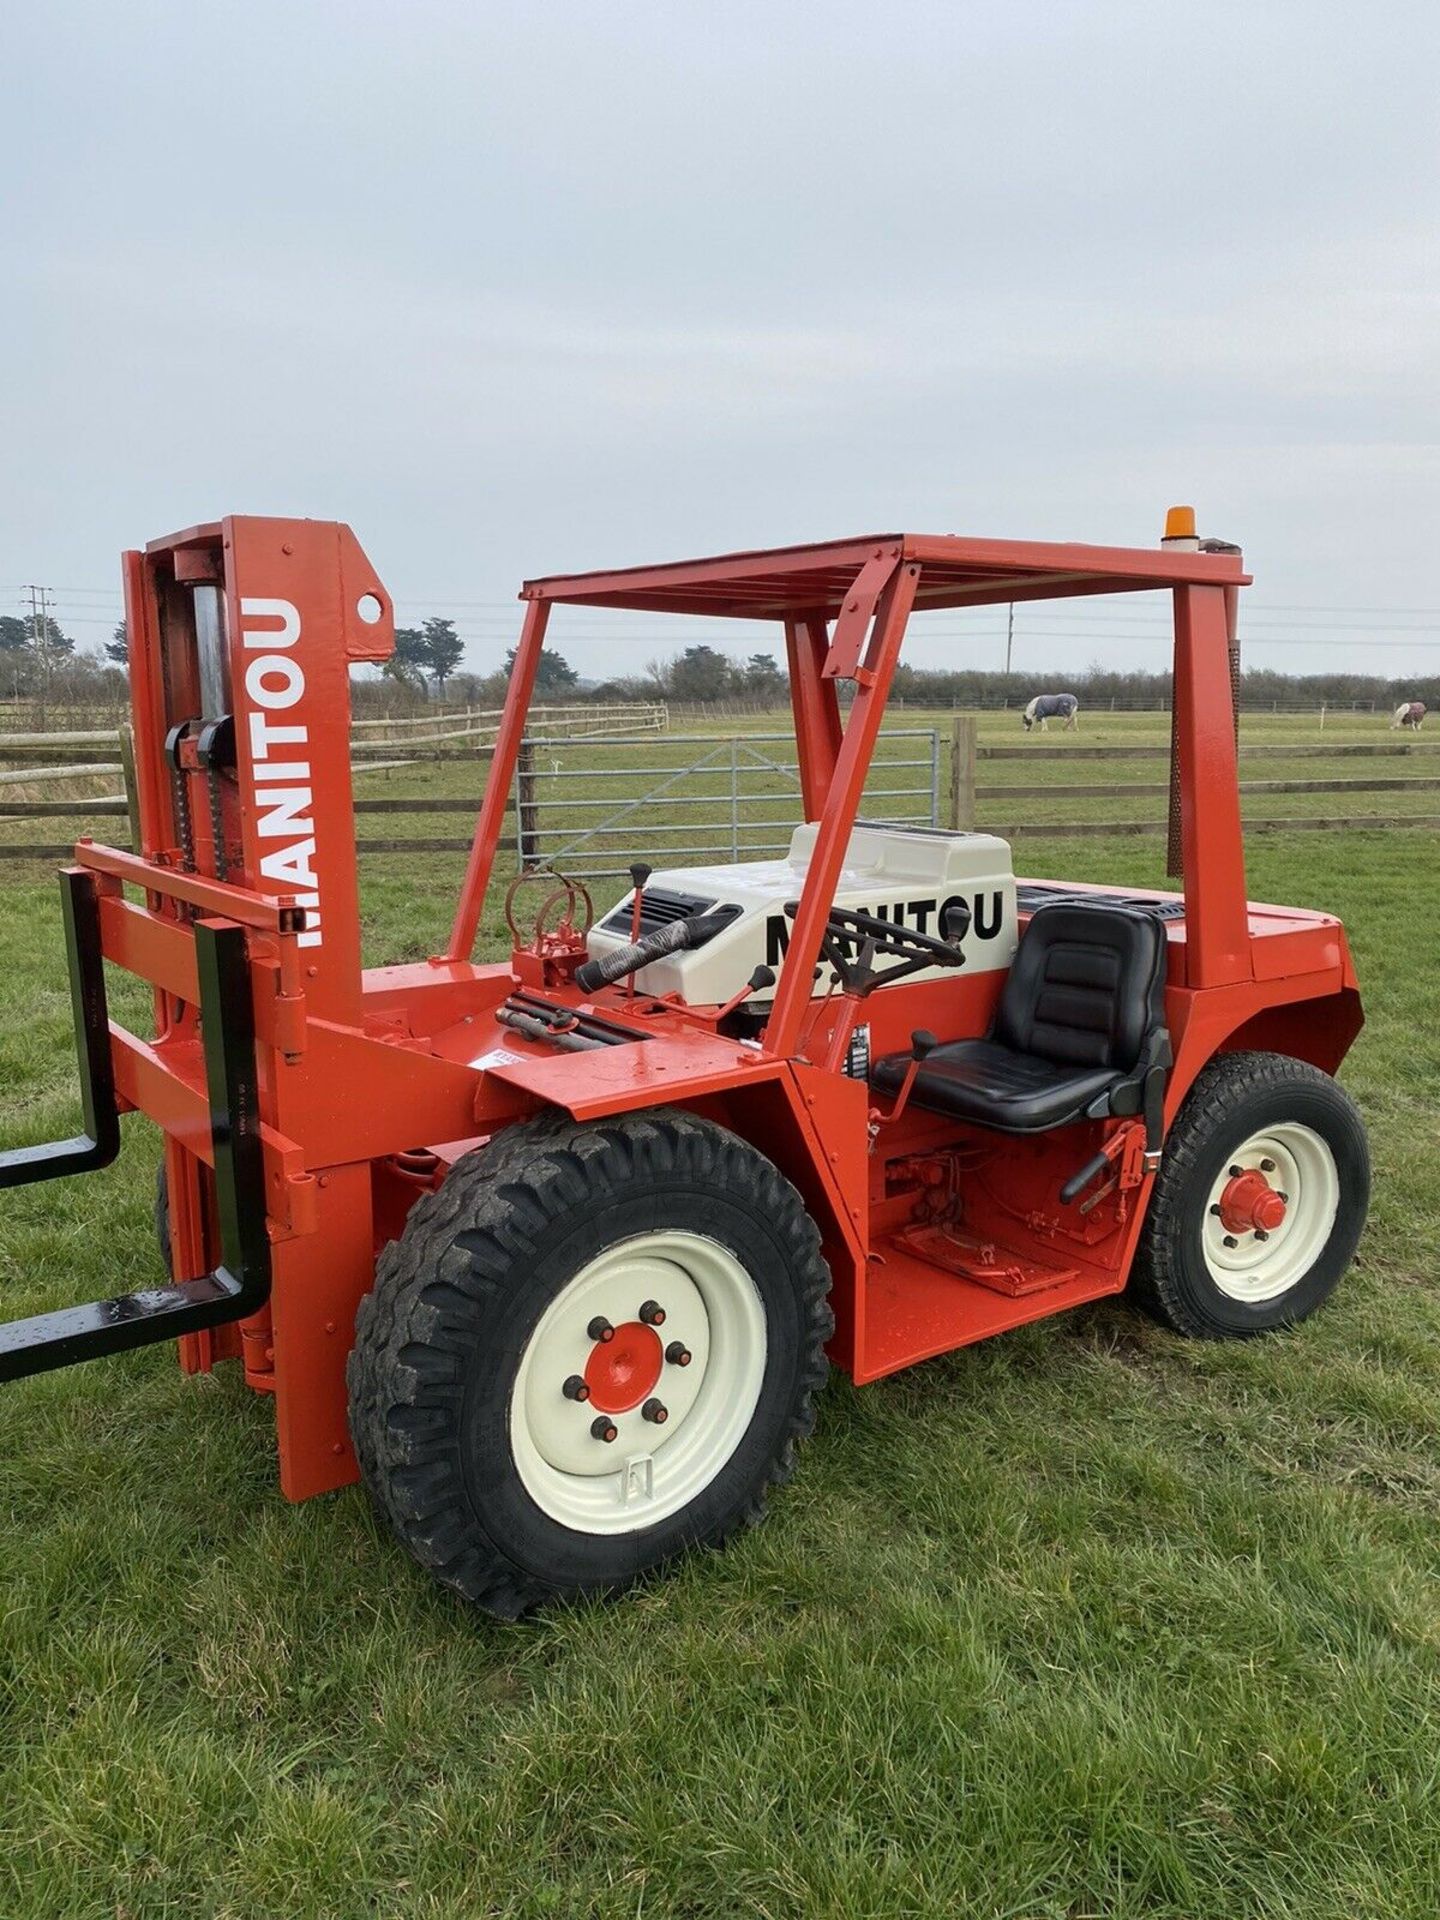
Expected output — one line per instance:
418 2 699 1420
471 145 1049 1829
0 509 1369 1616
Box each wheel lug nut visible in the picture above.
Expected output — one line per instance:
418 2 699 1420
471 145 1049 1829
1260 1158 1276 1173
1208 1204 1221 1217
665 1341 692 1367
1278 1192 1289 1204
563 1375 590 1401
587 1317 615 1344
591 1416 618 1443
641 1398 668 1424
1254 1229 1269 1242
1222 1234 1239 1249
1228 1165 1243 1179
639 1300 666 1327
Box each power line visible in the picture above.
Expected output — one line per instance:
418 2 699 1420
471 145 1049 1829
8 577 1436 625
8 585 1439 660
20 622 1437 652
10 583 1440 619
17 613 1440 646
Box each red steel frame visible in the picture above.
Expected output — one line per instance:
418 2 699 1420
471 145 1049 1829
29 518 1362 1503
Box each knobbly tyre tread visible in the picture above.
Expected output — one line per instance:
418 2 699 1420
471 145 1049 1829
347 1109 833 1617
1128 1049 1369 1340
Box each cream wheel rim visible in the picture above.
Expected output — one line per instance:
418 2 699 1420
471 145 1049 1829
509 1230 768 1534
1201 1123 1339 1304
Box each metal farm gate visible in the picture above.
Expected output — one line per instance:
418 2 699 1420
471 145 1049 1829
513 729 941 879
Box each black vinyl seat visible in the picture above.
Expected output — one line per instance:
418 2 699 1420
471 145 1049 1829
870 903 1171 1135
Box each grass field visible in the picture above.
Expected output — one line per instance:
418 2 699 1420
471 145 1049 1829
3 743 1440 1914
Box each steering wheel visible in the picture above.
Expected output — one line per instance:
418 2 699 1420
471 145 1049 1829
824 903 968 968
504 867 595 950
784 900 969 997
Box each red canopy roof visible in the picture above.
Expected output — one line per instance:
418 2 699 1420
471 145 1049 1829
522 531 1248 621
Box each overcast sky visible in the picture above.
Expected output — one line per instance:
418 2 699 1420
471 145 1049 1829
3 0 1438 682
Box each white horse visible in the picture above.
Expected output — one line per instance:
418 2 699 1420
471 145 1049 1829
1390 701 1426 731
1022 693 1079 733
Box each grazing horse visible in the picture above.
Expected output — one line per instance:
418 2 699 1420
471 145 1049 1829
1022 692 1079 733
1390 701 1426 731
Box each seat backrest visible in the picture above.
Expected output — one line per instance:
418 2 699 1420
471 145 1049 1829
993 903 1167 1072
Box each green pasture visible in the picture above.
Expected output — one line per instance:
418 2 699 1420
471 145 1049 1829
2 811 1439 1916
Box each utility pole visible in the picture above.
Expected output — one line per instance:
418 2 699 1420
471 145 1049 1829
1004 601 1014 678
23 584 58 650
23 584 56 718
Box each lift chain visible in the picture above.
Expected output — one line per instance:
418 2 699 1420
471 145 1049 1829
205 768 229 882
196 716 237 884
169 759 196 872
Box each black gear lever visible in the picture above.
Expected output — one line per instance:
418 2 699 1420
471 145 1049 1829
941 900 971 944
874 1029 938 1125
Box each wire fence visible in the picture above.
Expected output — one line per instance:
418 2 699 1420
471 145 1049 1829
511 730 940 878
0 702 668 764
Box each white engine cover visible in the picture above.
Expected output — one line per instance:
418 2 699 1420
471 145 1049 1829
585 822 1017 1005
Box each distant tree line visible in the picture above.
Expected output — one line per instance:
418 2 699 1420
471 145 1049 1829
884 662 1440 712
587 645 786 706
0 612 125 713
0 611 78 681
583 649 1439 712
384 618 466 694
18 605 1432 721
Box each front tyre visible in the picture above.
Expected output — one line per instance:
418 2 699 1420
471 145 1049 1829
347 1111 833 1617
1130 1051 1369 1339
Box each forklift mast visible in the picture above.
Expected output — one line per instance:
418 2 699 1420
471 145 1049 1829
124 517 394 1017
0 520 392 1473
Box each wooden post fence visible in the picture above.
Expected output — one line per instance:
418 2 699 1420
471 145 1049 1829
117 723 141 850
949 715 977 829
515 737 540 870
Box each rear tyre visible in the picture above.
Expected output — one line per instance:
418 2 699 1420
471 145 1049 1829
347 1110 833 1617
1129 1050 1369 1339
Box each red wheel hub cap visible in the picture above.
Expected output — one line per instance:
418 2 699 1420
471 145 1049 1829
584 1320 664 1414
1219 1169 1287 1235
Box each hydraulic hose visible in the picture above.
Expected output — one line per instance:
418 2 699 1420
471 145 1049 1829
574 914 731 994
495 1006 608 1050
